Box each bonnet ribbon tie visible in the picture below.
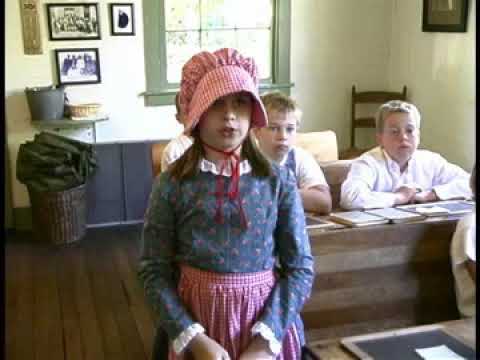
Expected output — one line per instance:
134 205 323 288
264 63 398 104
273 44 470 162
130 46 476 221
202 142 248 229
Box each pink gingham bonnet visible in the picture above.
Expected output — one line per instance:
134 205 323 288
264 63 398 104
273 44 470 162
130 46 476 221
178 48 267 134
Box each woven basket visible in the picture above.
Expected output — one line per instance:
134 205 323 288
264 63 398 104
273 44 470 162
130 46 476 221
68 103 101 118
28 184 87 245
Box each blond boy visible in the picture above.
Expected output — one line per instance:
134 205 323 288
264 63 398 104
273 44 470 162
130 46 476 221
254 92 332 214
340 100 471 210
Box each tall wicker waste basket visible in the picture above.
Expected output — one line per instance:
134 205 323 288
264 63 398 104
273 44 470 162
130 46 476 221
28 183 87 245
17 132 96 244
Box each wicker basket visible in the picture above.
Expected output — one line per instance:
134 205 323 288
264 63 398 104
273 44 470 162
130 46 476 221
28 184 87 245
68 103 101 118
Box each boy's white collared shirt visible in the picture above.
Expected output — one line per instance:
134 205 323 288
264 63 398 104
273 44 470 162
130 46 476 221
340 146 472 210
277 146 328 189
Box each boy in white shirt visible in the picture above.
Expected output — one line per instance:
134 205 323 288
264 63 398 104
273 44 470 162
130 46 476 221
160 93 193 172
253 92 332 214
340 100 471 210
451 165 476 318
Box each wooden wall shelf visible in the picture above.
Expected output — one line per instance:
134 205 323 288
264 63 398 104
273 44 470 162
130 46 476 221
31 117 109 142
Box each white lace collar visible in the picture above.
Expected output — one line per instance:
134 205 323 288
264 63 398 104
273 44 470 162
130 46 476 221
199 158 252 176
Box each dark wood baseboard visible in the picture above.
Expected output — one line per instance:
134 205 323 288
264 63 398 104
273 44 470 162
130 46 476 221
13 207 32 231
13 206 144 232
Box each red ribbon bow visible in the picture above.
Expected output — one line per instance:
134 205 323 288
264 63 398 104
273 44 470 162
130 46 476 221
202 142 248 229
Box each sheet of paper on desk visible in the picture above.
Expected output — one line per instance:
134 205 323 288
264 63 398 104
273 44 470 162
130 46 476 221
329 211 389 227
415 345 465 360
366 207 425 223
414 206 450 215
398 200 475 216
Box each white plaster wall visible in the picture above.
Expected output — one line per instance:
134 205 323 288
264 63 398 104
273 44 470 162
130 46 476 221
291 0 393 150
388 0 475 171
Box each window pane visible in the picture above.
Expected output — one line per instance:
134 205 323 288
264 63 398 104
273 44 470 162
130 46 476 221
165 0 200 31
200 0 272 29
236 30 271 79
200 0 236 29
202 30 236 52
166 31 201 83
165 0 273 83
232 0 272 28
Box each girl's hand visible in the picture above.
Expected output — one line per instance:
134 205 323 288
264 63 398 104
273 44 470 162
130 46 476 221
239 336 275 360
187 333 231 360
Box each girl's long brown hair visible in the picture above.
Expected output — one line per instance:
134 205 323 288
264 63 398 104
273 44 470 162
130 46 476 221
169 128 272 181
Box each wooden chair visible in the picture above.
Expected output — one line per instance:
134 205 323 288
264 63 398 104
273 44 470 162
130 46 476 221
151 141 169 178
340 85 407 159
295 130 339 163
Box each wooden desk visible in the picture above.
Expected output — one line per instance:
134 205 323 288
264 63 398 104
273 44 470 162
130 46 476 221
305 318 475 359
303 216 462 342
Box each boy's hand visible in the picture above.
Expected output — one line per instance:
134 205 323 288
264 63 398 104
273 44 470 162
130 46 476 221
187 333 231 360
393 186 417 205
414 190 437 203
239 336 275 360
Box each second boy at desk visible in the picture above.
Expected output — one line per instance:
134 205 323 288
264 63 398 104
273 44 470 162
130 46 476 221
254 92 332 214
341 100 471 210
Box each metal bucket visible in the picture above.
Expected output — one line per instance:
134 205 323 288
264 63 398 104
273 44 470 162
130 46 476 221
25 85 65 121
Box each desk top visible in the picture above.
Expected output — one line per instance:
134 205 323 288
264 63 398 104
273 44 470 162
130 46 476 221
306 318 475 360
307 213 461 237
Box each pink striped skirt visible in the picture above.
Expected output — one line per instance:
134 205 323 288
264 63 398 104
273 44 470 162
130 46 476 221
169 264 301 360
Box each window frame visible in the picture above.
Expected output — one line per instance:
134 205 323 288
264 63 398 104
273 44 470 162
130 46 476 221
142 0 293 106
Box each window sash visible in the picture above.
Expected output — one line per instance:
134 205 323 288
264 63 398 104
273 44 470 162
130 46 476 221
142 0 292 106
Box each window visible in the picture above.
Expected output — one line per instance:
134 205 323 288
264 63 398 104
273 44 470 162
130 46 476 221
143 0 292 106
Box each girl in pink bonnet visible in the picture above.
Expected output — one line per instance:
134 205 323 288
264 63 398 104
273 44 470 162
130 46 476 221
139 48 313 360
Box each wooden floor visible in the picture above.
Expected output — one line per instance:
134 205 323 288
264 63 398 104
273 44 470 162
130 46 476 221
6 225 158 360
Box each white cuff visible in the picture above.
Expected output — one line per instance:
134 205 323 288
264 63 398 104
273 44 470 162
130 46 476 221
251 322 282 355
172 323 205 354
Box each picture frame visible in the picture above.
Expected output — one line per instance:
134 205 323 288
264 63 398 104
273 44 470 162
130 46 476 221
46 3 101 41
55 48 101 86
109 3 135 36
422 0 469 32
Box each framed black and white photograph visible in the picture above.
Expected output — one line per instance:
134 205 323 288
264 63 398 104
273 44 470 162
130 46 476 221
55 48 101 85
47 3 101 40
422 0 469 32
109 3 135 36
